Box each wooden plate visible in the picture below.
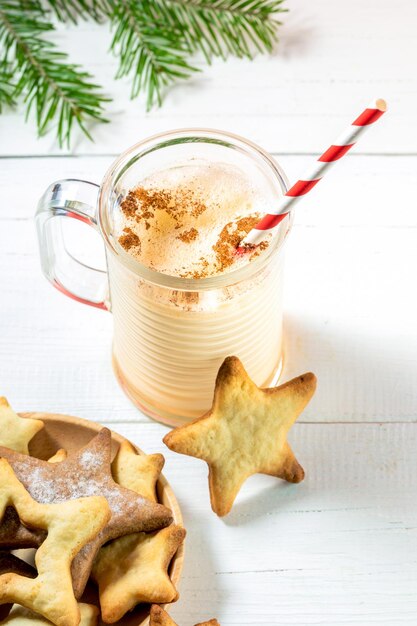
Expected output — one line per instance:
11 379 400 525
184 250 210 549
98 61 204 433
15 412 184 626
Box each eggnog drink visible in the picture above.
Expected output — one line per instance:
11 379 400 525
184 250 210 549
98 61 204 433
108 153 290 425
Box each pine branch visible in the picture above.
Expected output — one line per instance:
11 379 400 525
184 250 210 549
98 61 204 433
0 62 16 111
0 0 286 145
109 0 284 108
148 0 286 61
109 0 199 110
0 0 109 146
41 0 111 23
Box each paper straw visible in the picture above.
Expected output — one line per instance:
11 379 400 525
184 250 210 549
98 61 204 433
237 98 387 252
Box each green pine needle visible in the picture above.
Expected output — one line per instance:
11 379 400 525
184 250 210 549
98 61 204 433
0 62 16 111
109 0 199 110
0 0 109 146
0 0 286 146
148 0 286 62
42 0 111 23
108 0 285 108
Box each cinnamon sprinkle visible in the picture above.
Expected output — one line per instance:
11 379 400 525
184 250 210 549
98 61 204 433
119 192 138 218
179 257 209 279
119 184 269 278
190 201 207 217
177 228 198 243
120 186 207 230
118 227 141 251
212 216 262 272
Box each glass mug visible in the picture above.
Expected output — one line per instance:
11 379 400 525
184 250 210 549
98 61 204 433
36 130 291 426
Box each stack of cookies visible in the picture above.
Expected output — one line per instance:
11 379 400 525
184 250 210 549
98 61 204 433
0 357 316 625
0 397 185 626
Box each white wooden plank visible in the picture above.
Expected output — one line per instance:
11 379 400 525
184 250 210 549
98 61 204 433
90 421 417 625
283 223 417 422
0 0 414 155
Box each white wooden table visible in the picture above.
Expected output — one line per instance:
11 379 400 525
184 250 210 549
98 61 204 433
1 0 416 624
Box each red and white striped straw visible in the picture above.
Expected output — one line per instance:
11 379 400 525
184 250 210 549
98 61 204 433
237 98 387 252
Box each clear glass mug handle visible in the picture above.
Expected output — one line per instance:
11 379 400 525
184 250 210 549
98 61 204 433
35 179 110 310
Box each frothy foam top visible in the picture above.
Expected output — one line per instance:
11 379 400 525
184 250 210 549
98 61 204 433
115 161 277 278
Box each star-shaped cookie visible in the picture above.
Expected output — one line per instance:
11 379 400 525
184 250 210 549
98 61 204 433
0 451 67 551
0 398 46 551
0 551 36 578
0 458 109 626
164 356 317 516
0 428 173 598
92 524 186 623
149 606 220 626
150 606 177 626
111 440 164 502
0 506 46 549
48 448 67 463
0 551 37 619
0 603 99 626
0 397 43 454
92 442 175 621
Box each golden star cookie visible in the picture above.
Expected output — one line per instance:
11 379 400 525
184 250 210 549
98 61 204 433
164 356 317 516
0 551 37 619
0 399 45 551
112 440 164 502
48 449 67 463
150 606 178 626
0 458 110 626
92 524 185 623
0 603 99 626
0 398 43 454
0 444 87 553
92 442 172 621
149 606 220 626
0 428 173 598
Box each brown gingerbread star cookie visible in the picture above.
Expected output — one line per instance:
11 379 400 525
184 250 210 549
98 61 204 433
0 551 36 578
0 451 67 551
164 356 317 516
0 458 110 626
0 428 173 598
0 506 46 549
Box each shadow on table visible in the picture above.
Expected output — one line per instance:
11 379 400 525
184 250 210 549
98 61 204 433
224 311 417 525
281 313 416 422
224 478 310 527
171 506 226 622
